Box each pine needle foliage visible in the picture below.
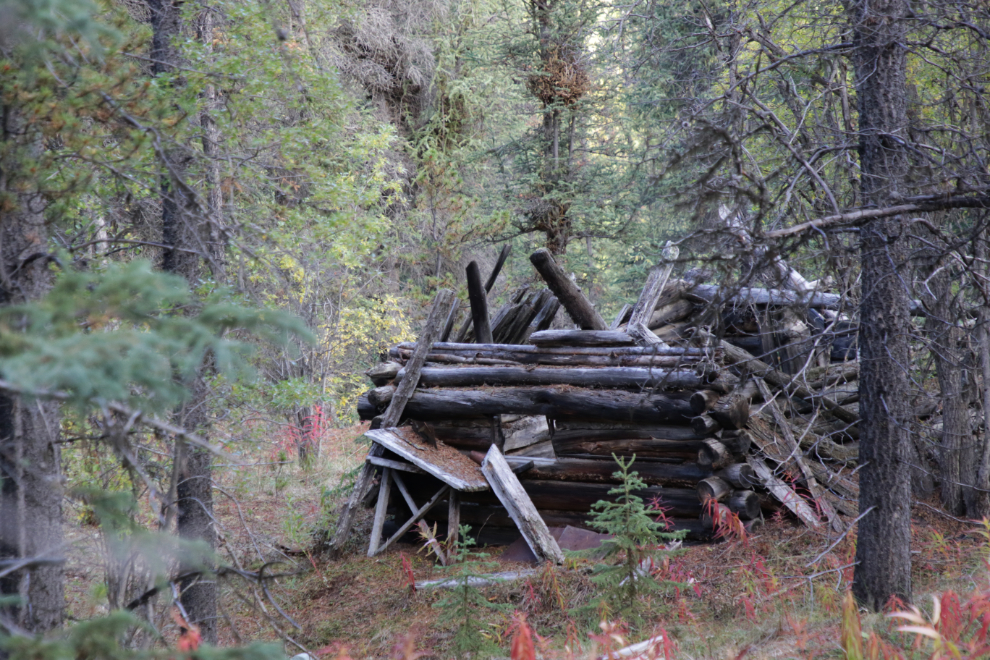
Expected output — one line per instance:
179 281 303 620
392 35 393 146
580 455 685 629
432 526 512 659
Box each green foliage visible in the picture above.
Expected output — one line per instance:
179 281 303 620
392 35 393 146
0 609 282 660
0 260 310 414
433 526 512 658
579 455 685 629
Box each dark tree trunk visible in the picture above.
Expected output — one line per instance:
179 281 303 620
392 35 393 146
850 0 914 609
0 101 64 632
148 0 217 642
923 264 973 514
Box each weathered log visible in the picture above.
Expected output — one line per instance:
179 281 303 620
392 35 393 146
466 261 494 344
697 438 730 469
610 304 632 330
626 245 678 347
551 424 704 442
709 379 758 430
689 390 721 415
358 393 378 420
552 437 704 460
528 330 634 347
403 387 696 424
746 456 822 529
405 366 714 390
687 283 844 309
647 298 696 329
368 385 396 407
513 457 712 487
462 480 705 517
691 415 721 436
486 244 513 291
530 249 608 330
440 298 461 343
717 462 758 488
366 361 402 386
728 490 761 520
393 348 707 369
719 430 753 455
395 342 709 357
697 476 731 502
522 292 561 342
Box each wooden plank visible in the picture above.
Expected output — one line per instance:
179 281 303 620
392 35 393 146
746 456 822 529
366 429 488 491
626 243 678 348
331 289 455 555
390 470 419 512
530 249 608 330
367 455 424 474
373 484 451 556
368 468 392 557
481 445 565 564
610 303 632 330
447 490 461 548
408 366 713 390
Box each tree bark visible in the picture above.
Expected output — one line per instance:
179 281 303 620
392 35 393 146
0 99 64 632
850 0 914 608
148 0 217 641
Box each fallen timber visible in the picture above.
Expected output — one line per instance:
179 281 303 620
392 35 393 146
339 247 886 560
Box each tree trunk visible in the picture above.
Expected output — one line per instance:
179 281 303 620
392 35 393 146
850 0 914 609
923 264 972 514
148 0 217 642
0 101 64 632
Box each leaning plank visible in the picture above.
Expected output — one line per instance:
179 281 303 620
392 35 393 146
530 249 608 330
482 445 565 564
626 243 678 348
365 428 488 491
746 456 822 529
368 468 393 557
408 366 713 390
331 290 455 555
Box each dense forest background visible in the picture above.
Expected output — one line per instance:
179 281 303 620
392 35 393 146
6 0 990 655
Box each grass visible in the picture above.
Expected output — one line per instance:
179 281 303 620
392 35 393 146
59 423 990 659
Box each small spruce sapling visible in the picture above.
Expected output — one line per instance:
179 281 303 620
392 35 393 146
433 525 512 658
579 455 685 628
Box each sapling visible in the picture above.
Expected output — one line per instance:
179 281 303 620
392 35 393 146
432 525 512 658
576 455 685 629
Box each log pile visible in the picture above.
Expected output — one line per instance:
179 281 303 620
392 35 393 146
353 248 883 547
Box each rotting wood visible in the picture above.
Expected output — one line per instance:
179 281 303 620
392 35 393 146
717 463 758 488
366 361 401 385
689 390 721 415
367 456 424 474
466 261 494 344
407 366 714 390
728 490 761 520
528 330 635 347
530 249 608 330
691 415 722 436
368 468 392 557
481 445 565 564
368 385 396 407
698 476 731 502
447 490 461 549
754 379 843 532
373 484 451 556
402 387 696 424
416 570 537 590
611 304 632 330
626 243 678 348
709 379 758 429
365 428 488 492
746 456 822 529
698 438 730 469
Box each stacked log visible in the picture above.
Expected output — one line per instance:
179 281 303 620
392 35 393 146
353 249 921 546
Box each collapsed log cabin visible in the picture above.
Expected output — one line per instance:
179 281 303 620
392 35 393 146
336 246 938 556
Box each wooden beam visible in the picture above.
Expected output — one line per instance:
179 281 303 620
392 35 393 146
447 490 461 550
746 456 822 529
368 468 392 557
626 243 678 348
529 249 608 330
481 445 565 564
373 484 451 556
367 455 424 474
466 261 494 344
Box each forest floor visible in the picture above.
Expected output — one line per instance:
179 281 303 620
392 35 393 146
61 424 990 659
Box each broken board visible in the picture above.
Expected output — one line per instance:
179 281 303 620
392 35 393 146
364 427 489 492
